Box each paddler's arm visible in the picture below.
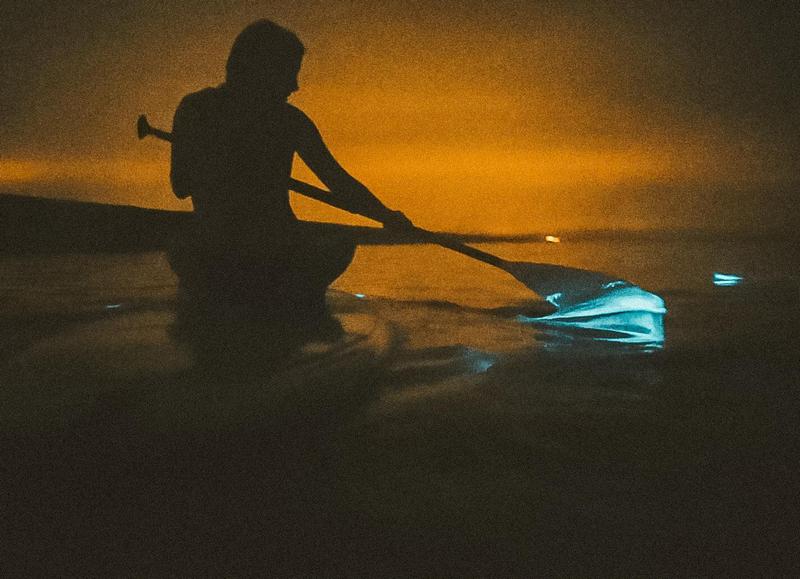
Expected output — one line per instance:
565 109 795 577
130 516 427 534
293 108 413 229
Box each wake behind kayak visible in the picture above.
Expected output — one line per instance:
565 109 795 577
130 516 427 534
0 291 393 432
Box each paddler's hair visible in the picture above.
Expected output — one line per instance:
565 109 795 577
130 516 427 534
225 20 305 89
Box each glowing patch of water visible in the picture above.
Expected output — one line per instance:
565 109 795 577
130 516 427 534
518 284 666 347
713 272 744 287
463 347 496 373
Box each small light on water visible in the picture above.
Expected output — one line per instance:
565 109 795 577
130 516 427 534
545 235 561 243
545 292 563 307
354 293 366 299
713 272 744 287
464 348 496 373
473 358 495 373
105 304 122 310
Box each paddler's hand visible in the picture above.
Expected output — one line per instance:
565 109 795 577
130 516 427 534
381 209 415 230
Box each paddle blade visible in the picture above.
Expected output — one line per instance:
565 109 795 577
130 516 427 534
506 261 626 308
137 115 150 140
507 261 667 346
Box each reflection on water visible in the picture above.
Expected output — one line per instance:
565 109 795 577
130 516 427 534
171 288 347 374
463 347 497 373
2 236 798 576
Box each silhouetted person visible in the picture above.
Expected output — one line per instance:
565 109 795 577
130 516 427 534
169 19 412 323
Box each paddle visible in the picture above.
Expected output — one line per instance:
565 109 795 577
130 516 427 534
136 114 637 309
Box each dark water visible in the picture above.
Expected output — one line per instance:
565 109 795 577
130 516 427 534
2 236 798 575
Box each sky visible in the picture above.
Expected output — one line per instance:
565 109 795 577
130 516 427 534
1 0 798 233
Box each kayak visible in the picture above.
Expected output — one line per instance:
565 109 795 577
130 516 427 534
0 193 668 350
167 219 357 320
0 193 187 253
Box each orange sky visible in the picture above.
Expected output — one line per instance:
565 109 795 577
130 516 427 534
1 1 797 232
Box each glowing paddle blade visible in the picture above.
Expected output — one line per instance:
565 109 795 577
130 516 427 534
507 262 633 309
517 283 667 347
535 284 666 319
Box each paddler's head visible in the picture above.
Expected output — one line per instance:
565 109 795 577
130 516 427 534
226 20 305 103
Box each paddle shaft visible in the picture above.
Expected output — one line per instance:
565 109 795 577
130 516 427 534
287 179 510 269
148 126 173 142
138 116 511 271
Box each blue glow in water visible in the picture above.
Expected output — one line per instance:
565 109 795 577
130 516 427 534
354 293 366 299
713 272 744 287
545 292 563 307
519 285 667 348
602 280 628 290
463 348 496 373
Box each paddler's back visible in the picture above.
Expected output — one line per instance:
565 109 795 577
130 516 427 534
170 85 301 238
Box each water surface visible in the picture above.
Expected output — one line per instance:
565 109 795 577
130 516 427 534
2 234 798 575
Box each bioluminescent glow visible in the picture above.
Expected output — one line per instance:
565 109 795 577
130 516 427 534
713 272 744 287
545 235 561 243
463 348 496 374
545 292 564 307
539 283 664 320
519 284 667 347
513 263 640 313
354 293 366 299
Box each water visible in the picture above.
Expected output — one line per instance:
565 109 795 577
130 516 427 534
339 235 798 306
2 234 798 575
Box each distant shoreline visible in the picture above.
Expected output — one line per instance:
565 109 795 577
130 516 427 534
1 193 795 255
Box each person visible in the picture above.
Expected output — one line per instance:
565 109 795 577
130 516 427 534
169 19 412 320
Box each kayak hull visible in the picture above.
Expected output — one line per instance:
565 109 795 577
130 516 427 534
167 220 357 320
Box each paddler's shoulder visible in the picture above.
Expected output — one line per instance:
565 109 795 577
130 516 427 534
176 85 226 114
284 103 317 133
